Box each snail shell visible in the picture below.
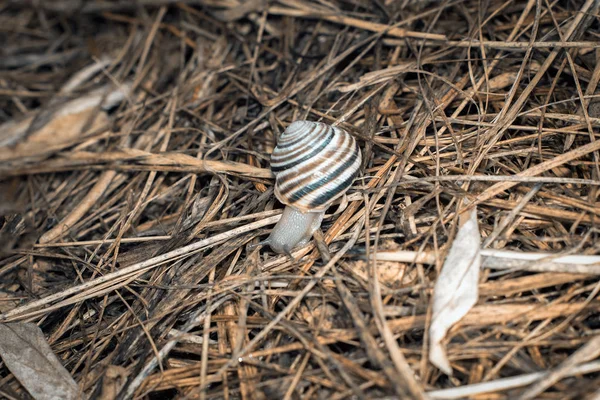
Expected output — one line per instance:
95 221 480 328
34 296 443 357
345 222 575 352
263 120 362 254
271 120 362 212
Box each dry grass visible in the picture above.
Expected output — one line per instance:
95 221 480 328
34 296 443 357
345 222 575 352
1 0 600 398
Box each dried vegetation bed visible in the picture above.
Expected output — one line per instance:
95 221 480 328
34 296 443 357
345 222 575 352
1 0 600 399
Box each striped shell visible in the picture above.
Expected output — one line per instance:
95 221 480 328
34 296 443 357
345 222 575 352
270 120 362 212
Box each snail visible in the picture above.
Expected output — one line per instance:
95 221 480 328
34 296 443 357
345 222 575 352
261 120 362 254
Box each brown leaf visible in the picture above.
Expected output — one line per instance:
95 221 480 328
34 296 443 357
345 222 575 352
0 323 79 400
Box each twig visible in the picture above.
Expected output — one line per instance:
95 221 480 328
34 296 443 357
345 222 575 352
426 360 600 399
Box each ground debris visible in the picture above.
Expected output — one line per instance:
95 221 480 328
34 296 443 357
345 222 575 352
1 1 600 399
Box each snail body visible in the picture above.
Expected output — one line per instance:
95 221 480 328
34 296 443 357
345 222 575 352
263 120 362 254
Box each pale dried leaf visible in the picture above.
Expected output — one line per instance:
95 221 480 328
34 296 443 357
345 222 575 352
0 323 79 400
429 207 481 375
0 83 130 160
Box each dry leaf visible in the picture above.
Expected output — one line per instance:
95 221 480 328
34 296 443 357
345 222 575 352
0 83 130 162
99 365 128 400
355 240 418 288
353 259 403 284
0 323 79 400
429 206 481 375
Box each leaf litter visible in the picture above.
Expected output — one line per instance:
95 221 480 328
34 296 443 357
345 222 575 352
1 0 600 399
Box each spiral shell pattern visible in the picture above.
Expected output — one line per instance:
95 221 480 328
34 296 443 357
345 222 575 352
270 121 362 212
